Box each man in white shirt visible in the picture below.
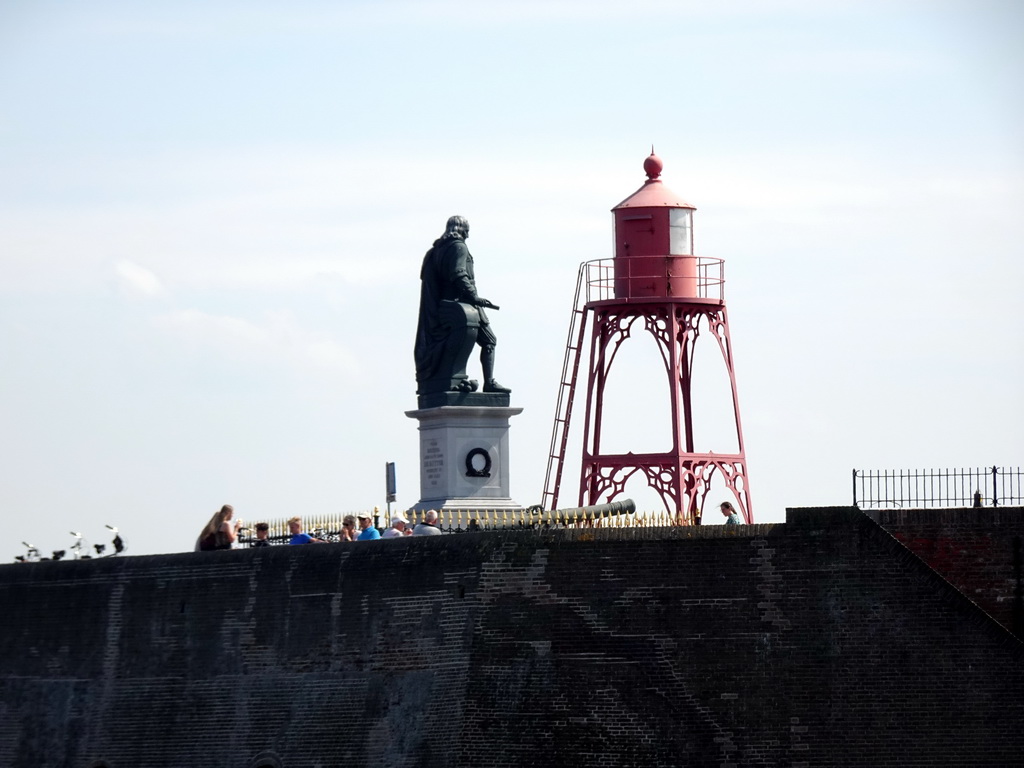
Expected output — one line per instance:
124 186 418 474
383 514 411 538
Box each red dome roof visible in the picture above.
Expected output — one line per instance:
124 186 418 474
612 152 695 211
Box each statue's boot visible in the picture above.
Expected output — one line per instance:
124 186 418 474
481 345 511 393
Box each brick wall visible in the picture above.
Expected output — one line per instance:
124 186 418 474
872 507 1024 639
1 507 1022 767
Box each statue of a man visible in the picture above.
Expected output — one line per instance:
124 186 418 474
415 215 510 395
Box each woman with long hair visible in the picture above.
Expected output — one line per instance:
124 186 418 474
196 504 241 551
719 501 742 525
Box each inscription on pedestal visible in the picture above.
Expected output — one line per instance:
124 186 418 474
424 438 444 489
407 404 523 511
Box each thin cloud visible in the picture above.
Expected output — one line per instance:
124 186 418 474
3 146 1020 296
114 260 163 297
153 307 359 374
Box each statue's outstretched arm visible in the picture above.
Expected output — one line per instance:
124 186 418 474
449 242 499 309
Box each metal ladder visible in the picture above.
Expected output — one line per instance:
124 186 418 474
540 262 592 511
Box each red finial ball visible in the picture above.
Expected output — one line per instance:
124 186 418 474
643 151 663 181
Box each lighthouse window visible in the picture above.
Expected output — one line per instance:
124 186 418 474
669 208 693 255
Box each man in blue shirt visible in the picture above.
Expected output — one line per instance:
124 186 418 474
356 512 381 541
287 516 325 544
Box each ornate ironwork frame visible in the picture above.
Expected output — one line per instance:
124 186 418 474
578 299 752 523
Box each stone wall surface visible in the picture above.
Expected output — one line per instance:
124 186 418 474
1 507 1022 768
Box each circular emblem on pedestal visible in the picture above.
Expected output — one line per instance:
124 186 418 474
465 447 492 478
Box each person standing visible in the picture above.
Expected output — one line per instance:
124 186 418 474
287 516 325 544
196 504 241 551
720 502 742 525
413 510 443 536
383 514 411 538
251 522 271 547
339 514 359 542
356 512 381 541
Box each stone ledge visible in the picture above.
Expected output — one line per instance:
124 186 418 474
416 391 511 409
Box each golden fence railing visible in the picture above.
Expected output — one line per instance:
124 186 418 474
237 500 711 546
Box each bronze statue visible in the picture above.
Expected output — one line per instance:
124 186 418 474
415 216 510 396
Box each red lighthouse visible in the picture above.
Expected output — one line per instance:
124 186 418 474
542 153 753 523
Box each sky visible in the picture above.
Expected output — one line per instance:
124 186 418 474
1 0 1022 559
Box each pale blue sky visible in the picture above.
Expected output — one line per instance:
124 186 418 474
2 0 1022 557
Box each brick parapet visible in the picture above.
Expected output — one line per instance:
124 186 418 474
1 507 1022 766
869 505 1024 640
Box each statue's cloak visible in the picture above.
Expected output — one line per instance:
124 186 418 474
414 236 487 386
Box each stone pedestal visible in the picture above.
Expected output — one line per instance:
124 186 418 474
406 397 523 513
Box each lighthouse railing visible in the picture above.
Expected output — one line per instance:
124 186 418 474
581 256 725 302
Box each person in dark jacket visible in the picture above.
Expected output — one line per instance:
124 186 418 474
251 522 271 547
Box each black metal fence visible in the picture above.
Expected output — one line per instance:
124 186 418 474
852 466 1023 509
